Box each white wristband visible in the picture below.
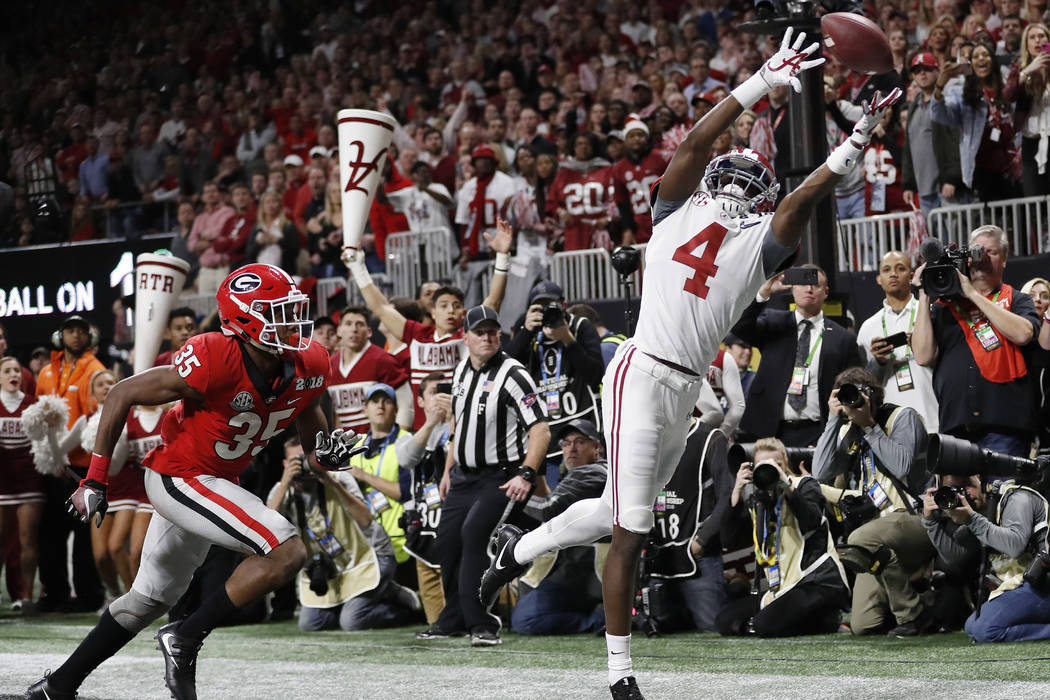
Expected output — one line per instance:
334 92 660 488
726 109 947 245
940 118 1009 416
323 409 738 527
494 252 510 274
730 72 771 111
826 139 864 176
348 259 373 289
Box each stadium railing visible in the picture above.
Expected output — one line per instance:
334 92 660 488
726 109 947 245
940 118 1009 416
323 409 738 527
549 244 648 302
384 227 458 298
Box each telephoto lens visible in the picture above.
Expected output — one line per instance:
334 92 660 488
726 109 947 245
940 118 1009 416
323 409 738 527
752 462 781 491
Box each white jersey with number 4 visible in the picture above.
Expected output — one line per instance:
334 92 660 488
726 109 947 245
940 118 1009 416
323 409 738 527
634 193 775 373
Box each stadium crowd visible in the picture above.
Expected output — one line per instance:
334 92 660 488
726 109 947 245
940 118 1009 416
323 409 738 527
4 0 1050 670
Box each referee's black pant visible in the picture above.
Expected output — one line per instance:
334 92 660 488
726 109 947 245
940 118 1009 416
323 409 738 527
435 466 518 635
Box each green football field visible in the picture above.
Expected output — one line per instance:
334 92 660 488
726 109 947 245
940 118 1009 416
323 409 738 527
4 612 1050 699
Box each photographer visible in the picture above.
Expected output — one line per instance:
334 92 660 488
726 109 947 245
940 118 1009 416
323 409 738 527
717 438 849 637
813 368 935 637
506 281 603 466
267 437 421 632
912 225 1040 458
922 469 1050 642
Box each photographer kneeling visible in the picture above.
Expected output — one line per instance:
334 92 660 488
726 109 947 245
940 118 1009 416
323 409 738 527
717 438 849 637
267 436 421 631
923 449 1050 643
813 368 934 637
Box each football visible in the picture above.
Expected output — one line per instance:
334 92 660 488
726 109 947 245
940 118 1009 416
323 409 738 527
820 12 894 75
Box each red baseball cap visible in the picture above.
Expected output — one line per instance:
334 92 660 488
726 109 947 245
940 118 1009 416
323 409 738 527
471 145 497 161
910 52 938 69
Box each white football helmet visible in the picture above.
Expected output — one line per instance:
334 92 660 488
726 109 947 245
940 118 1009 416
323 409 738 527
701 148 779 218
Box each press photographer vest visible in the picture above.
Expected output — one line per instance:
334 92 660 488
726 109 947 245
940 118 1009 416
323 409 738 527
349 427 409 563
648 422 727 579
402 430 449 569
835 404 919 515
293 484 381 609
988 483 1050 600
531 314 601 458
752 476 849 609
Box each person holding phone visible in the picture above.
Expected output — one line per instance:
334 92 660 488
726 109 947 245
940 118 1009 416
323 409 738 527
855 251 940 431
732 263 863 447
932 43 1018 202
1004 23 1050 196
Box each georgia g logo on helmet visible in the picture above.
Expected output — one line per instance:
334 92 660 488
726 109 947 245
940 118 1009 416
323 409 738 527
229 272 262 294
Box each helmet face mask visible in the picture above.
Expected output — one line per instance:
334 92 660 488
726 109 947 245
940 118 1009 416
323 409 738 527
701 148 779 218
218 264 314 354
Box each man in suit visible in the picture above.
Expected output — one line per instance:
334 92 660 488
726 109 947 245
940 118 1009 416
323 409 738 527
732 264 862 446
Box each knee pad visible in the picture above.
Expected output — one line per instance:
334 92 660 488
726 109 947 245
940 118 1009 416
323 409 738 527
108 589 169 633
617 505 654 535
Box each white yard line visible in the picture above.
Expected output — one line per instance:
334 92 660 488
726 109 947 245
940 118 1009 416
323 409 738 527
3 654 1050 699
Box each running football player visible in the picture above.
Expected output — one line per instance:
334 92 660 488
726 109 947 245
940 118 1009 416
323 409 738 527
27 263 364 700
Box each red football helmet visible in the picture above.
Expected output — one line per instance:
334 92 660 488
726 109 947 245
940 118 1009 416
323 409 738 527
217 264 312 353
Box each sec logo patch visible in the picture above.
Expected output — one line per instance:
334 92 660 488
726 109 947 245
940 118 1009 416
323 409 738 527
229 273 262 294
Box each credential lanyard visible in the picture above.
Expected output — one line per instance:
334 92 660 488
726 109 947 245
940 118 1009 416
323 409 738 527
752 493 784 567
953 289 1001 332
801 328 824 368
881 303 918 360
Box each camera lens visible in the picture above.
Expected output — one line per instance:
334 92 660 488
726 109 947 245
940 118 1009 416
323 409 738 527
933 485 961 510
752 462 781 491
837 383 864 409
541 302 566 329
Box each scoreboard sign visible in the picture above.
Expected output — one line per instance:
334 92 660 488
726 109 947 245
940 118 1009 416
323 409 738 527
0 234 174 356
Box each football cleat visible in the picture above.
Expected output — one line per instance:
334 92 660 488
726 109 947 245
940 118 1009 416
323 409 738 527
610 676 645 700
469 630 502 647
24 672 77 700
414 625 461 640
156 621 206 700
478 524 527 610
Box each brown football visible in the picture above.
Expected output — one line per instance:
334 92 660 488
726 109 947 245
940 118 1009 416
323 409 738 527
820 12 894 75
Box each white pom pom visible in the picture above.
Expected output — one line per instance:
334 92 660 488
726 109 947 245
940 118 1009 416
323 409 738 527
21 395 69 441
29 437 64 477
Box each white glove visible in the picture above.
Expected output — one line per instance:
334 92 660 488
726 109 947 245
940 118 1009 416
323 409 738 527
826 88 904 175
849 88 904 147
314 429 366 471
732 28 824 108
341 247 373 288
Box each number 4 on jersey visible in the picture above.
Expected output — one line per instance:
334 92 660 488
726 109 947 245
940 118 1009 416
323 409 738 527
672 222 728 299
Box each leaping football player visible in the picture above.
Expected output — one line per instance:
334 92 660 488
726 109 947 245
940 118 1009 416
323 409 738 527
27 263 364 700
479 29 901 699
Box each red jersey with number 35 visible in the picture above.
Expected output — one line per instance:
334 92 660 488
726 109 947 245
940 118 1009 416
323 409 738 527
610 151 668 243
634 194 774 373
143 332 330 481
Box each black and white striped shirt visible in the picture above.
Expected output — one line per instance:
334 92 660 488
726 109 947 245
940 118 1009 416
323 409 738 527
451 351 547 470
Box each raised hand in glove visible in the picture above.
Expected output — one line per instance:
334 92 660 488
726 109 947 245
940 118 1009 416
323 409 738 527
67 479 108 528
314 429 367 471
757 28 825 93
849 88 904 147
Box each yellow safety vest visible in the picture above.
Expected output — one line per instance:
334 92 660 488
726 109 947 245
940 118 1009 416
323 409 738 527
350 427 410 563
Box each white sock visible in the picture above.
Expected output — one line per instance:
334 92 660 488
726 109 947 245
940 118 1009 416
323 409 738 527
606 632 632 685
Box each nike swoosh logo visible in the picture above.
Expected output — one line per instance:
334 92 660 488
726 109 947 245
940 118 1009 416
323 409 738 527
287 396 303 404
161 634 180 669
493 541 513 571
740 220 761 229
611 650 625 655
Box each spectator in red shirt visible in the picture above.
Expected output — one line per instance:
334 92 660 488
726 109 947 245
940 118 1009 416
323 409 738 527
55 123 88 185
282 114 317 162
368 159 413 271
211 182 258 267
68 195 100 242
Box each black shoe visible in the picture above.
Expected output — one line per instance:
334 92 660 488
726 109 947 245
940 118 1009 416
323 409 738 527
156 621 206 700
415 625 461 640
25 672 77 699
888 609 934 638
470 630 501 646
478 524 527 609
610 676 645 700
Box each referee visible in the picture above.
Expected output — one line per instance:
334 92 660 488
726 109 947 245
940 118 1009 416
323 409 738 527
419 305 550 647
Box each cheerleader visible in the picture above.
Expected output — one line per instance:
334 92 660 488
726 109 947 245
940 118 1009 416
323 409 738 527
0 356 43 610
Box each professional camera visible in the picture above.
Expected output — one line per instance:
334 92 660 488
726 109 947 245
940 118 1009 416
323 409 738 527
1024 551 1050 593
836 383 871 409
933 485 973 510
291 454 316 483
927 433 1050 485
541 301 566 329
728 443 814 475
305 550 338 595
919 237 985 301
